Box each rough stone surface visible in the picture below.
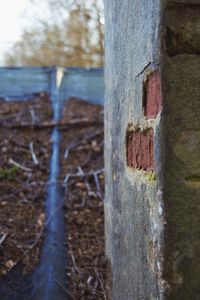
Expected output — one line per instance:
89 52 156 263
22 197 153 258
162 55 200 299
167 0 200 4
105 0 200 299
126 128 154 171
104 0 162 299
165 6 200 56
144 71 162 119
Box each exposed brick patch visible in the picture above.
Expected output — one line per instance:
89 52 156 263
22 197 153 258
126 128 154 171
143 71 162 119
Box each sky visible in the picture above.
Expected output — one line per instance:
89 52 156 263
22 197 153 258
0 0 52 65
0 0 104 65
0 0 30 63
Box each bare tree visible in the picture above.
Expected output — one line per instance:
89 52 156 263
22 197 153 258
4 0 104 67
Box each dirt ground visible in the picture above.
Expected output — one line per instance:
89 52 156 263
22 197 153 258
60 99 109 299
0 93 52 127
0 96 109 299
0 95 52 278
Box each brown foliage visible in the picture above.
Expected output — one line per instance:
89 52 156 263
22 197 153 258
5 0 104 67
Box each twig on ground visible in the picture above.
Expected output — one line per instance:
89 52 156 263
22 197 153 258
80 152 92 168
30 108 37 124
63 167 104 186
29 181 46 186
93 171 104 200
63 167 104 202
0 189 20 201
8 158 32 173
3 119 103 130
93 172 101 193
94 258 107 300
64 129 103 159
16 111 23 123
0 112 22 124
29 142 39 165
0 233 7 246
70 250 81 275
84 179 97 198
78 166 98 198
95 270 107 300
55 279 76 300
10 139 29 150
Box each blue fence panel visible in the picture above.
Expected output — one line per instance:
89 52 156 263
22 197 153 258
0 67 52 100
0 67 104 104
59 67 104 104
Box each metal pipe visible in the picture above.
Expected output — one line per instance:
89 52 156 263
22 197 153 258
31 67 67 300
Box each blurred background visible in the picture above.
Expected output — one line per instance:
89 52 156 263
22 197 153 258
0 2 107 298
0 0 104 67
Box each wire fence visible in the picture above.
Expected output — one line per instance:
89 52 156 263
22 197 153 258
0 66 104 104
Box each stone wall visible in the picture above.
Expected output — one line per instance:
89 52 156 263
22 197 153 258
104 0 200 299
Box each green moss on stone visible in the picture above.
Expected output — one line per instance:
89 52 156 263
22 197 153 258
144 171 156 183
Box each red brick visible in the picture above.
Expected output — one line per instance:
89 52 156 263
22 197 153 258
143 71 162 119
126 128 154 171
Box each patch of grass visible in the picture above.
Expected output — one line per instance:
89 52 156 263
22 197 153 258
0 166 19 180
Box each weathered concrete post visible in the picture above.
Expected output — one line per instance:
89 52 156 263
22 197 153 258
104 1 200 299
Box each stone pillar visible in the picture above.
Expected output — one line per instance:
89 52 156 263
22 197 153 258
104 1 200 299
